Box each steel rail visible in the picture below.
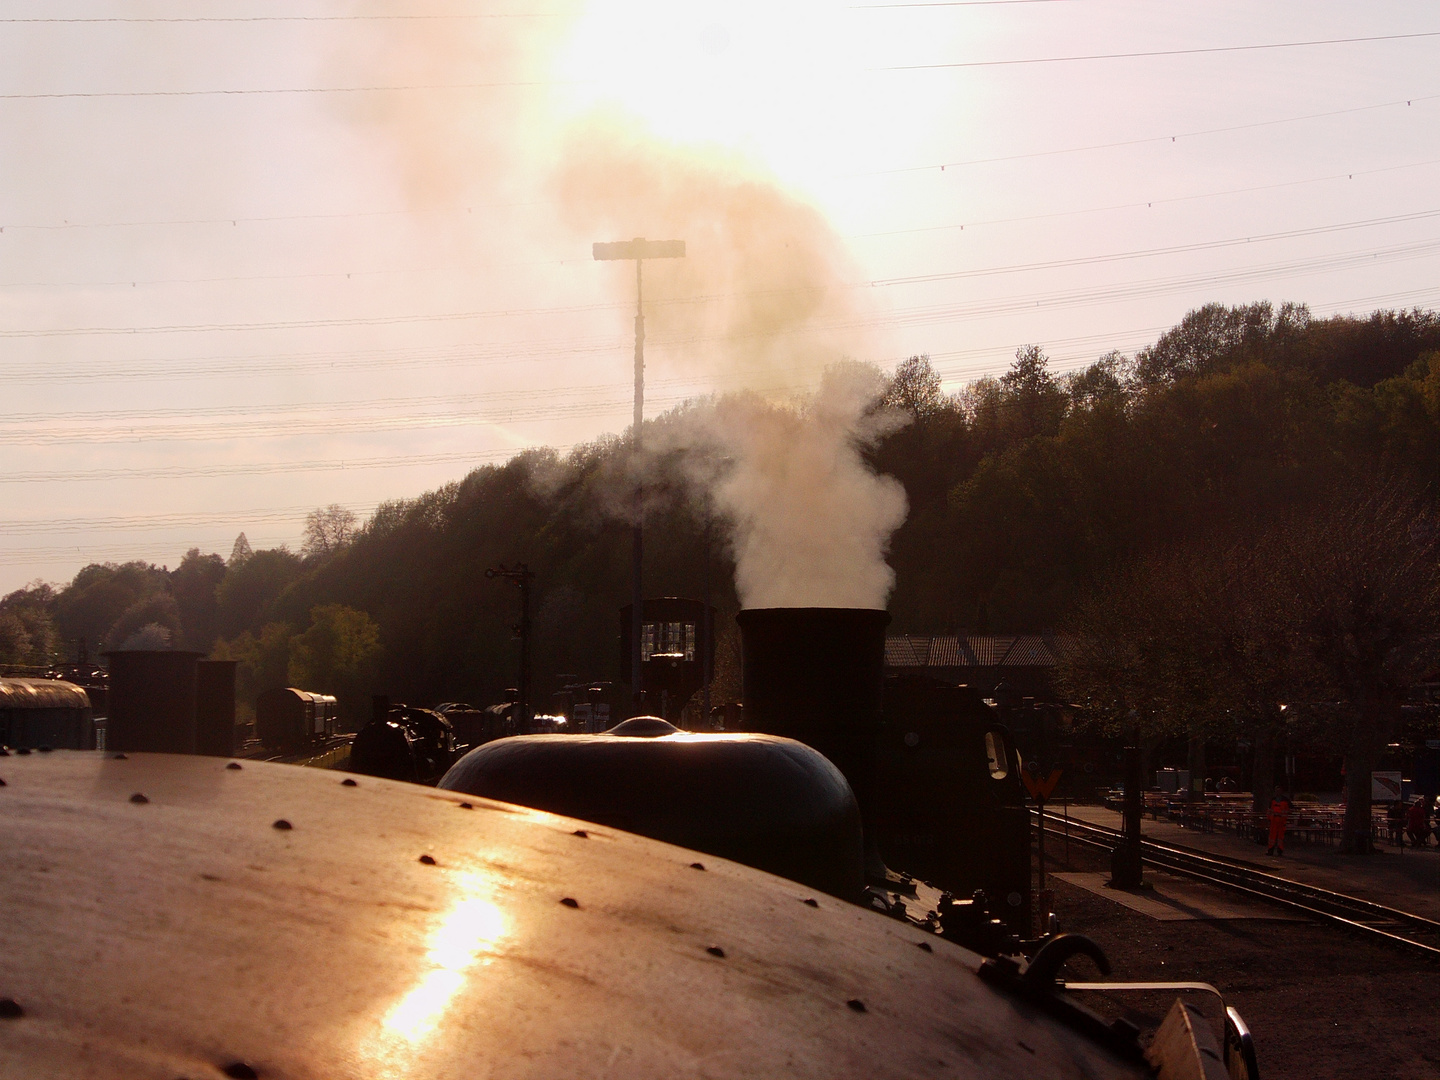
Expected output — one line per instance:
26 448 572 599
1032 810 1440 959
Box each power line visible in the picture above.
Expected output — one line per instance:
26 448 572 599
849 156 1440 238
857 94 1440 176
852 1 1077 6
0 445 577 485
0 80 576 100
3 33 1435 100
0 13 563 22
869 208 1440 286
0 372 738 426
4 164 1435 294
5 246 1437 447
874 30 1440 71
0 538 294 566
0 91 1431 235
1 505 382 536
3 207 1432 340
0 202 533 232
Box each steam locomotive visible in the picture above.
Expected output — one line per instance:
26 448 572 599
434 606 1033 931
0 607 1259 1077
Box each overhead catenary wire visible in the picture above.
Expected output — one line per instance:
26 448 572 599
854 94 1440 177
0 32 1435 100
2 246 1437 406
2 505 384 536
4 277 1436 453
872 30 1440 71
849 156 1440 239
0 92 1434 226
3 207 1437 340
0 539 295 567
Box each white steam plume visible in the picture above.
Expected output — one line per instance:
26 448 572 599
646 364 909 610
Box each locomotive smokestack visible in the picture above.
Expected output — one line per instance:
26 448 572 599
737 607 888 875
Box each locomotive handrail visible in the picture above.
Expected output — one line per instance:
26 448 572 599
1061 984 1259 1080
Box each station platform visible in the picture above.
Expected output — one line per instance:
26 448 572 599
1051 869 1309 922
1043 802 1440 923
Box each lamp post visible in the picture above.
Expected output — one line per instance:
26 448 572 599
593 237 685 716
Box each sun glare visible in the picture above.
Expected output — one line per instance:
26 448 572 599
550 0 940 207
359 873 509 1073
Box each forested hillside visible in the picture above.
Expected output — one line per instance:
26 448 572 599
4 301 1437 725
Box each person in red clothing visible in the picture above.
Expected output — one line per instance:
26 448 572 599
1266 787 1292 856
1406 799 1431 847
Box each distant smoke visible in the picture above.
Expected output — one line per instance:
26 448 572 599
117 624 172 651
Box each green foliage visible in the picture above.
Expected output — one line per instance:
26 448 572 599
216 622 294 721
53 561 171 657
0 583 58 666
105 592 182 651
170 548 226 652
287 604 382 719
215 547 304 639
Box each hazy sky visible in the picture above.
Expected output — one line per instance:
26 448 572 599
4 0 1438 592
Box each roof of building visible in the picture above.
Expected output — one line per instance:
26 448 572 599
884 635 1069 669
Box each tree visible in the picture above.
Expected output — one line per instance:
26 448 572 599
215 547 304 639
303 505 357 560
1131 301 1308 387
170 548 226 652
1061 487 1440 848
105 592 182 652
216 622 295 721
1059 529 1310 814
0 583 58 667
229 533 253 566
1272 487 1440 852
288 604 382 721
1063 351 1132 411
54 562 170 656
883 354 945 419
999 345 1067 440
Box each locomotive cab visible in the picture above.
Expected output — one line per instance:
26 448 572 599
876 673 1031 931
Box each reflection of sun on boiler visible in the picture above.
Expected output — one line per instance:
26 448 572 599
377 878 507 1049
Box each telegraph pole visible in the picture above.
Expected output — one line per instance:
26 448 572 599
593 237 685 715
486 563 535 730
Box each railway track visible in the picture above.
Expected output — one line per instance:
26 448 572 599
1033 809 1440 959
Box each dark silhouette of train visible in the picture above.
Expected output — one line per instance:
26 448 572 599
417 605 1033 932
254 686 340 753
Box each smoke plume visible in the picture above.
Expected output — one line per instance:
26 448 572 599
648 366 909 610
551 115 862 389
551 118 910 609
341 13 910 609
